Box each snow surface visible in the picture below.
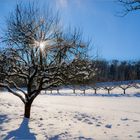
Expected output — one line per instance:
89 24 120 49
0 88 140 140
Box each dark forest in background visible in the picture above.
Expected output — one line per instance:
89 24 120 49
94 59 140 82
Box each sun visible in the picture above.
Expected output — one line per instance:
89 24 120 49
39 41 45 51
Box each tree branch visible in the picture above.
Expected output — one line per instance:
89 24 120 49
0 83 25 104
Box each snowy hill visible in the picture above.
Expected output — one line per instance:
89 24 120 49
0 90 140 140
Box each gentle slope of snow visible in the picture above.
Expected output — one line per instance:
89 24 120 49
0 91 140 140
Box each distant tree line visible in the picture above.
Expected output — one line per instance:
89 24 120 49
94 59 140 82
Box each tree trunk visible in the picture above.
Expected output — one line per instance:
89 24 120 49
123 89 126 94
94 89 97 94
73 88 75 94
24 102 32 118
57 89 59 94
50 90 52 94
108 89 110 94
83 90 85 95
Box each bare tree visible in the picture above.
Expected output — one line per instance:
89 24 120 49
0 3 89 118
91 86 100 94
118 0 140 16
119 84 131 94
103 86 115 94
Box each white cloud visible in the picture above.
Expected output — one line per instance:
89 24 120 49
55 0 83 10
56 0 68 8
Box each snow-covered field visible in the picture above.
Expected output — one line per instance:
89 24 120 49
0 88 140 140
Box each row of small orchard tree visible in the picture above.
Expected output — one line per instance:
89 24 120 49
74 81 140 95
93 81 139 95
46 80 140 95
93 59 140 83
0 2 95 119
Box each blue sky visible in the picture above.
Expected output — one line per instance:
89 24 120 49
0 0 140 60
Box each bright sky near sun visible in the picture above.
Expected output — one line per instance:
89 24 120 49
0 0 140 60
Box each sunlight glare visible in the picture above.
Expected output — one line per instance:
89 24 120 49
39 41 45 51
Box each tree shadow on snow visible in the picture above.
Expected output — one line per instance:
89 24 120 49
0 115 9 124
3 118 36 140
134 93 140 97
0 114 9 131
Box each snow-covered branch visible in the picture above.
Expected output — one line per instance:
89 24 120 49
0 83 25 104
5 79 27 96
